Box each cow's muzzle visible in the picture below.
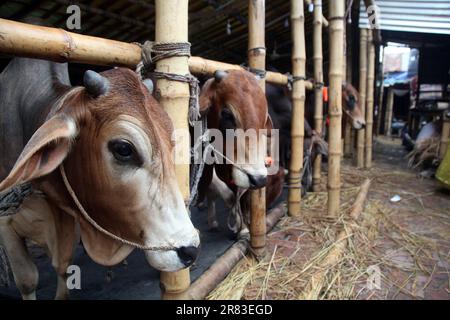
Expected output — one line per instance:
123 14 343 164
248 174 267 189
176 246 200 267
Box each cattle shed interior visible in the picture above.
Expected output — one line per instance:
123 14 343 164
0 0 450 301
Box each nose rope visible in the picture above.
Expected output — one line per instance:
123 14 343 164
59 165 178 251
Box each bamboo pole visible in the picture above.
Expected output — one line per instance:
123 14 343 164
0 18 142 66
365 33 375 168
299 178 371 300
312 0 324 192
327 0 345 217
304 0 329 27
376 47 385 136
154 0 190 300
248 0 267 258
342 10 350 159
356 29 368 168
439 116 450 159
385 87 394 137
0 19 314 89
185 204 285 300
344 14 355 159
288 0 306 217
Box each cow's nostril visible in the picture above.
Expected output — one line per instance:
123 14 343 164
248 174 267 189
176 246 199 267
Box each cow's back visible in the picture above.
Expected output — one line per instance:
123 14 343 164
0 58 70 180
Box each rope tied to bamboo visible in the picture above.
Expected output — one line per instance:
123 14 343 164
286 73 308 91
135 41 201 125
240 63 267 80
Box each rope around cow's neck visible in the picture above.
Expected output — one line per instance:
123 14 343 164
59 165 177 251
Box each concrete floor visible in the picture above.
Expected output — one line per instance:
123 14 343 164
0 202 237 300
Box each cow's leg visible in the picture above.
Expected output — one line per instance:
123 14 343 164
4 194 76 300
0 217 39 300
48 209 77 300
206 193 219 231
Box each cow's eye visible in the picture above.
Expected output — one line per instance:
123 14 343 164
220 108 236 129
108 139 142 166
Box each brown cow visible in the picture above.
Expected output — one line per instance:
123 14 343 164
0 58 200 299
197 70 271 236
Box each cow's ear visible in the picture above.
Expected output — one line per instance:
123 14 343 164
199 79 215 114
0 114 77 192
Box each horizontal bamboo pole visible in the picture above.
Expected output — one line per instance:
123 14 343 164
185 204 286 300
0 18 313 89
299 178 371 300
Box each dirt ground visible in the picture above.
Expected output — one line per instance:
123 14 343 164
208 136 450 300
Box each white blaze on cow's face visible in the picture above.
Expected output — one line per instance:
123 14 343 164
229 127 268 189
98 115 200 272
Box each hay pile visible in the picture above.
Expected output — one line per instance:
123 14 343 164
407 137 440 169
207 165 450 300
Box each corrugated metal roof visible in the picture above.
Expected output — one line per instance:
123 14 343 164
359 0 450 35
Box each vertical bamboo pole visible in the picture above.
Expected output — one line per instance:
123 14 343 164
376 51 385 135
155 0 191 300
288 0 306 216
385 87 394 137
341 7 347 158
345 18 354 158
439 116 450 159
312 0 323 192
365 33 375 168
248 0 266 257
356 28 368 168
327 0 345 217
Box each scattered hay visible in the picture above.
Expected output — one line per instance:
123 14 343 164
407 137 440 169
207 164 450 300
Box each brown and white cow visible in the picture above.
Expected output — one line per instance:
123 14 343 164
0 58 200 299
197 70 271 235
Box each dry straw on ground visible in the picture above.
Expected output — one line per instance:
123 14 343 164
207 164 450 300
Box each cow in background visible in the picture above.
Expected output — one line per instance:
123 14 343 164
0 58 200 299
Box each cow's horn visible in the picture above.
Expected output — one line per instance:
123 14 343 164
143 79 154 94
214 70 228 83
84 70 109 97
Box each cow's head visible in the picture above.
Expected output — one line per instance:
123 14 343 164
342 82 366 130
200 70 269 189
0 68 200 271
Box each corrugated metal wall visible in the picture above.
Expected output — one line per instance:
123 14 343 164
359 0 450 35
